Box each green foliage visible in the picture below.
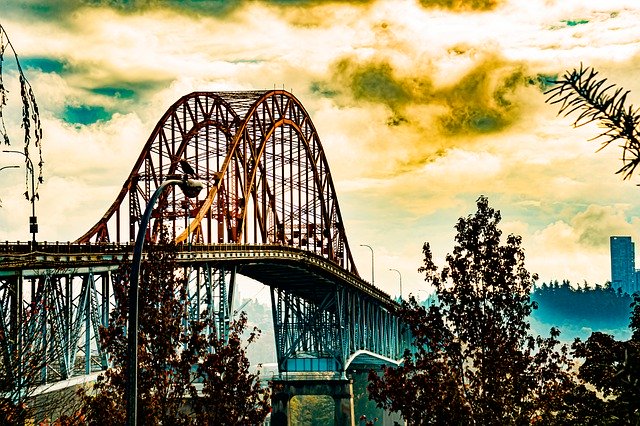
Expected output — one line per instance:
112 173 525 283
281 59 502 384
532 280 633 332
569 292 640 424
367 196 575 424
73 237 270 425
289 395 334 426
352 371 383 424
545 64 640 424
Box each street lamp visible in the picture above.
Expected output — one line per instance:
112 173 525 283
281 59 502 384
389 268 402 300
359 244 374 285
125 176 204 426
3 150 37 246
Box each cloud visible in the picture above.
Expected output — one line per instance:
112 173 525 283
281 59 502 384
15 57 69 74
312 50 542 178
3 0 640 294
322 51 535 134
571 204 640 248
327 57 413 113
509 202 640 285
4 0 378 23
417 0 504 12
435 55 529 136
2 0 241 20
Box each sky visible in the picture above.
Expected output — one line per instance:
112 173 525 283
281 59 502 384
2 0 640 300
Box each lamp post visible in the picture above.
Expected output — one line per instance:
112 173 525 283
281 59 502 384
389 268 402 300
125 176 204 426
359 244 374 285
3 150 37 246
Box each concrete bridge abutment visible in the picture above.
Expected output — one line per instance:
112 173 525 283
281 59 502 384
270 378 355 426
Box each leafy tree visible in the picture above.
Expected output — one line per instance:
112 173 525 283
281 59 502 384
352 371 383 424
569 294 640 425
289 395 334 426
189 312 270 425
367 196 575 425
531 280 633 332
546 66 640 424
572 334 640 422
68 236 270 425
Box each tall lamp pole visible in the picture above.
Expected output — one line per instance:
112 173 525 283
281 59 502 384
3 150 37 246
360 244 374 285
125 176 203 426
389 268 402 300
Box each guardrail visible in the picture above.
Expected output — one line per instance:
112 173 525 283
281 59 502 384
0 240 132 254
0 242 397 307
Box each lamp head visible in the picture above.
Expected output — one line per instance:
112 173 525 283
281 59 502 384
178 179 205 198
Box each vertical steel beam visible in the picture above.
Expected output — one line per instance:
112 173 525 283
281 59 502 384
85 273 93 375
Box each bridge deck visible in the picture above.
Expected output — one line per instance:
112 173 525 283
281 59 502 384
0 242 395 308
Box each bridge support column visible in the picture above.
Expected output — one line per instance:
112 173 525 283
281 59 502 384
270 388 291 426
270 378 355 426
351 368 405 425
333 385 355 426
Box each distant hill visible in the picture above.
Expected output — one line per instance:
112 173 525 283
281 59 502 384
530 280 634 341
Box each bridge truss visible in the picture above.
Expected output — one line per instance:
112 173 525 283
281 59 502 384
77 91 357 273
1 90 407 399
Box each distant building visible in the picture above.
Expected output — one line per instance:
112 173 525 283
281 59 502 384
610 236 637 294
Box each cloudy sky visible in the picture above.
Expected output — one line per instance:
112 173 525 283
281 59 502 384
2 0 640 299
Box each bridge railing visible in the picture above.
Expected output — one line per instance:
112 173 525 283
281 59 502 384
0 241 396 306
0 241 132 255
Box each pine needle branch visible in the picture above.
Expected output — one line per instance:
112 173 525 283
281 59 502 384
545 64 640 180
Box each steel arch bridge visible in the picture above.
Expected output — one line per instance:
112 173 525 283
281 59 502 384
0 90 407 400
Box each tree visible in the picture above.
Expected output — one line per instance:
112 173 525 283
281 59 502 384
0 271 70 424
0 24 45 205
546 66 640 424
0 306 50 424
367 196 575 425
0 27 50 421
0 25 50 419
288 395 334 426
69 236 270 425
569 293 640 425
189 312 271 425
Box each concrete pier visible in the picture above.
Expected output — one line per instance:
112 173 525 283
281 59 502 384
270 378 355 426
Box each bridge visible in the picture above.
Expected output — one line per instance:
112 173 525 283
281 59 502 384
0 90 408 425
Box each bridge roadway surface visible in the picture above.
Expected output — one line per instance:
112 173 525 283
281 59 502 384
0 242 396 310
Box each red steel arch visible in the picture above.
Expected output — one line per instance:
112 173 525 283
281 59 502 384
76 90 358 274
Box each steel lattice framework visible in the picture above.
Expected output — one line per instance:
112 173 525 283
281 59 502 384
77 90 357 275
0 91 407 401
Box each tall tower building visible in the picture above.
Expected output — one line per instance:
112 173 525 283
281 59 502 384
610 236 636 294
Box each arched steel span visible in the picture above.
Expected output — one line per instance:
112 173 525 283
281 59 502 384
76 90 358 275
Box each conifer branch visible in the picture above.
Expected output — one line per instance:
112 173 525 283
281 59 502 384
546 64 640 180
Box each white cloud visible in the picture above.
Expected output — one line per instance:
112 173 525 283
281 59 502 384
3 0 640 290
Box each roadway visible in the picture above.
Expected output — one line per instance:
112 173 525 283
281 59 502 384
0 242 396 309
